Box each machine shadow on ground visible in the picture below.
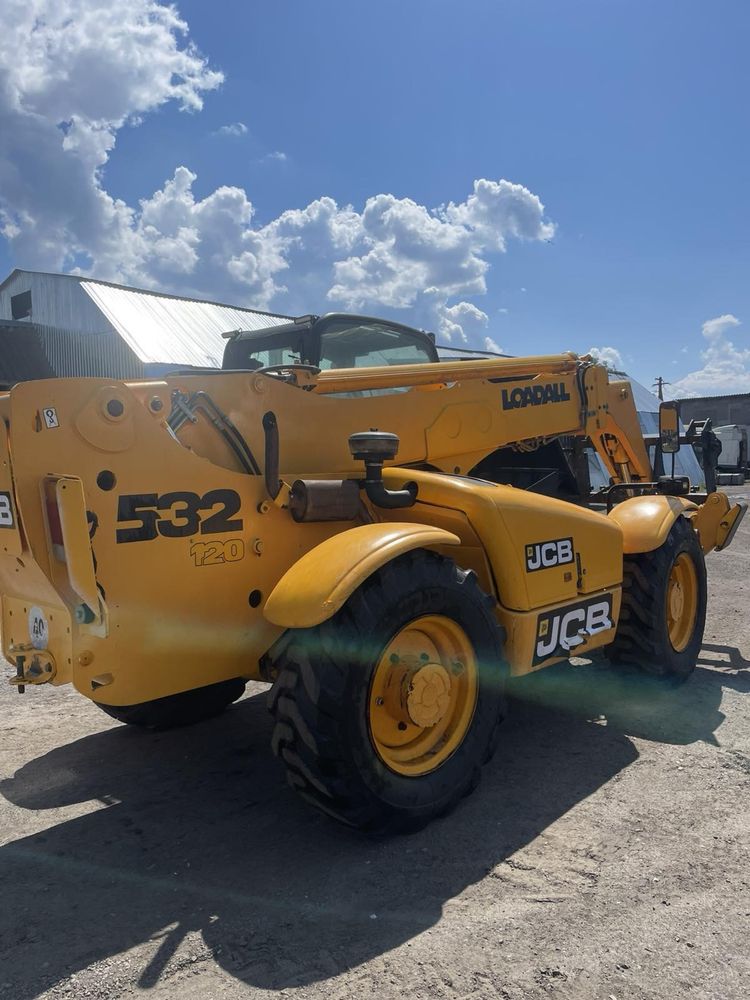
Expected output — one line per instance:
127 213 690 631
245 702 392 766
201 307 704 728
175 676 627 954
1 649 746 998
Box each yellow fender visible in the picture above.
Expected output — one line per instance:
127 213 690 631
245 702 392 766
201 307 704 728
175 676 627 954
608 494 697 554
264 522 460 629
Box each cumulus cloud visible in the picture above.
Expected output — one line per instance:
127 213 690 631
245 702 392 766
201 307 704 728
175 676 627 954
429 301 489 344
0 0 556 346
588 345 624 371
0 0 222 270
444 179 555 250
670 315 750 397
215 122 247 137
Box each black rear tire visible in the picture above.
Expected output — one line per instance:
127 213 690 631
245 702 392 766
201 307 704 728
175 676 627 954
97 677 246 729
266 550 507 834
610 516 706 682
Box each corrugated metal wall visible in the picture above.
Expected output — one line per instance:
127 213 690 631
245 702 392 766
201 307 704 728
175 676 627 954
38 326 144 379
679 394 750 429
0 268 146 382
0 320 144 383
0 269 294 378
0 270 292 373
0 270 112 334
0 323 55 385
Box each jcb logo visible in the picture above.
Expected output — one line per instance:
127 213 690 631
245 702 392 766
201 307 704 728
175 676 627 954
533 595 613 665
525 537 574 572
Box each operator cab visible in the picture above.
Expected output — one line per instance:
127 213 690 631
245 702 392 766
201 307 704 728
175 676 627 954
222 313 439 372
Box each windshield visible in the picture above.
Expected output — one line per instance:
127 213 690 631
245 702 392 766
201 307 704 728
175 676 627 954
222 329 304 371
222 315 436 372
243 345 301 369
317 319 435 369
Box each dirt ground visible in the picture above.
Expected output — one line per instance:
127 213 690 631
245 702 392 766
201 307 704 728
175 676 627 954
1 489 749 1000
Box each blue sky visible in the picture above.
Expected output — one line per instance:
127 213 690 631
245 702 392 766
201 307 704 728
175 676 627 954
1 0 749 394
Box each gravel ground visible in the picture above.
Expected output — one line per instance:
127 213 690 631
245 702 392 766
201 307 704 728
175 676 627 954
1 488 749 1000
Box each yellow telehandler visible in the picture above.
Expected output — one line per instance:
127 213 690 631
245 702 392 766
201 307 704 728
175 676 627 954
0 313 745 831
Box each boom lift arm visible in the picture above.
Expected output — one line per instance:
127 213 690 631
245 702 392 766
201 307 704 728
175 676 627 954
310 352 652 485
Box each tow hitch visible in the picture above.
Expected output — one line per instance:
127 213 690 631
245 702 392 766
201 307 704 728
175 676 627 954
8 645 57 694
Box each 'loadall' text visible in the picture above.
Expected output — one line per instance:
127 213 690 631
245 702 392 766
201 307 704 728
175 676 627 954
502 383 572 410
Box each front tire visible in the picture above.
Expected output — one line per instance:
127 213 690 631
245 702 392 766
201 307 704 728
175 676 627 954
267 550 507 834
610 516 707 682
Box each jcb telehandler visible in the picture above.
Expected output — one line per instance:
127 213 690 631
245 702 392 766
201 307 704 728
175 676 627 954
1 313 745 832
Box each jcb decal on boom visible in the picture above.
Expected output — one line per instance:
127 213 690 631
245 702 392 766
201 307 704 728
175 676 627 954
533 594 613 666
501 382 571 410
116 489 243 543
525 537 574 572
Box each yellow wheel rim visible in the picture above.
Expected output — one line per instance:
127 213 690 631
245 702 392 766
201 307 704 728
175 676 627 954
666 553 698 653
368 615 478 777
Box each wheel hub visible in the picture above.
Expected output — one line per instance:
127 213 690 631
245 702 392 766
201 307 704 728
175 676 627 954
406 662 452 728
368 615 479 777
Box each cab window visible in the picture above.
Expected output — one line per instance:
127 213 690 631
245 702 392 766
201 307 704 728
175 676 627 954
223 333 303 370
319 320 434 370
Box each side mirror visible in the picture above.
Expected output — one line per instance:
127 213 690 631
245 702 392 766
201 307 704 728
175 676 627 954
659 401 680 454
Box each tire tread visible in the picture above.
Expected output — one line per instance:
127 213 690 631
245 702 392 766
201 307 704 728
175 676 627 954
610 516 706 679
267 550 506 833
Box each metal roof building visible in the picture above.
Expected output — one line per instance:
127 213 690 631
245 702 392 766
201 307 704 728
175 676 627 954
677 391 750 431
0 269 291 383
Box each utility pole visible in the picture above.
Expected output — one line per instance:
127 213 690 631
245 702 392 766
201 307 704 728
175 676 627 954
652 376 671 401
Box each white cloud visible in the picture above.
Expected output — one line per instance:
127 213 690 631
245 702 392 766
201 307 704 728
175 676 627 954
0 0 222 270
444 179 555 250
430 300 489 344
670 314 750 397
703 314 740 339
588 345 624 371
215 122 247 137
328 194 488 311
0 0 556 346
484 336 503 354
262 150 287 163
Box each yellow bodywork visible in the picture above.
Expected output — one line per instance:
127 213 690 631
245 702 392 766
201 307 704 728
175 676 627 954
608 491 745 555
54 477 101 620
0 348 741 706
265 522 461 628
608 494 698 554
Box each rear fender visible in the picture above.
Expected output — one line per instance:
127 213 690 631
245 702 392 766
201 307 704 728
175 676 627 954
263 522 460 629
608 494 697 554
